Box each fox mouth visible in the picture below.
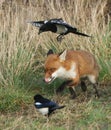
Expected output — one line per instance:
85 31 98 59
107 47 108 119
44 76 56 84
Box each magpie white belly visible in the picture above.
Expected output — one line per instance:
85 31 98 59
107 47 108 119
38 108 49 115
56 25 68 34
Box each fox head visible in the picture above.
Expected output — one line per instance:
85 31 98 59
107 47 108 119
44 49 67 84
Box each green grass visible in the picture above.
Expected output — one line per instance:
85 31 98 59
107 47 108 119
0 82 111 130
0 87 33 113
0 86 111 130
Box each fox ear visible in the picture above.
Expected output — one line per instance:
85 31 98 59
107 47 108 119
59 50 67 61
47 49 53 56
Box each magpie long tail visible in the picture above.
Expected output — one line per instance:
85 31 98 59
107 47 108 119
48 105 65 117
74 31 91 37
52 105 65 110
57 105 65 109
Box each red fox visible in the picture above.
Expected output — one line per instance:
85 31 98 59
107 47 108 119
44 49 99 98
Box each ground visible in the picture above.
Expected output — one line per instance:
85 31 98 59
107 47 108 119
1 83 111 130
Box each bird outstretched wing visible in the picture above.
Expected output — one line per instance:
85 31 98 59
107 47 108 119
48 18 64 24
27 20 47 28
28 18 63 28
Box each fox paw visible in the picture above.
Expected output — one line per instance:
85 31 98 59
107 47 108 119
70 95 76 99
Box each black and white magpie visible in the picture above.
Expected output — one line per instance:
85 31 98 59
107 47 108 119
34 94 65 116
28 18 91 42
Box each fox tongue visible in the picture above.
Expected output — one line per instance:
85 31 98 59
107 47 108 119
44 78 51 83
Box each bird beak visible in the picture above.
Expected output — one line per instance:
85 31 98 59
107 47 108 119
38 30 42 35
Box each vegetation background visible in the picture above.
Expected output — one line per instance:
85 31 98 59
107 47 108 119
0 0 111 129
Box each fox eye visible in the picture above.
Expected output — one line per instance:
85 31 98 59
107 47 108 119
50 68 56 72
44 68 56 73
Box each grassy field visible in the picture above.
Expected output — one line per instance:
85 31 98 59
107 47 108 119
0 0 111 129
1 85 111 130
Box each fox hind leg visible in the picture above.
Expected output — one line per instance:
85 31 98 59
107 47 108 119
92 83 99 98
88 75 99 98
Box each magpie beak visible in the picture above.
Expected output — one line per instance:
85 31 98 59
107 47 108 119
38 30 42 35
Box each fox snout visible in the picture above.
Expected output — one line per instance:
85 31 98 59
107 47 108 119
44 77 52 83
44 76 56 84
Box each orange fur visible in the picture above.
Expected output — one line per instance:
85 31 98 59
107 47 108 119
44 50 99 87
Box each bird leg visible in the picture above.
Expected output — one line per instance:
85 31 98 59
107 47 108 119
57 34 64 42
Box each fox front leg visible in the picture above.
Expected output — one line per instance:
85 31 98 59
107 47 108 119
56 80 72 94
56 80 77 99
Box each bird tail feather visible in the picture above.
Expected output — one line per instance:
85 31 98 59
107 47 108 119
52 105 65 110
57 105 65 109
74 31 91 37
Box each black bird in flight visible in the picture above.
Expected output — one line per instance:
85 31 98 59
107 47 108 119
34 94 65 116
28 18 91 42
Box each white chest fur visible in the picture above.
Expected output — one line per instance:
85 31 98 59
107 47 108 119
52 63 77 79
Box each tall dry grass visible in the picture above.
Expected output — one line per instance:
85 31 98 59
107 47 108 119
0 1 111 130
0 0 111 88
